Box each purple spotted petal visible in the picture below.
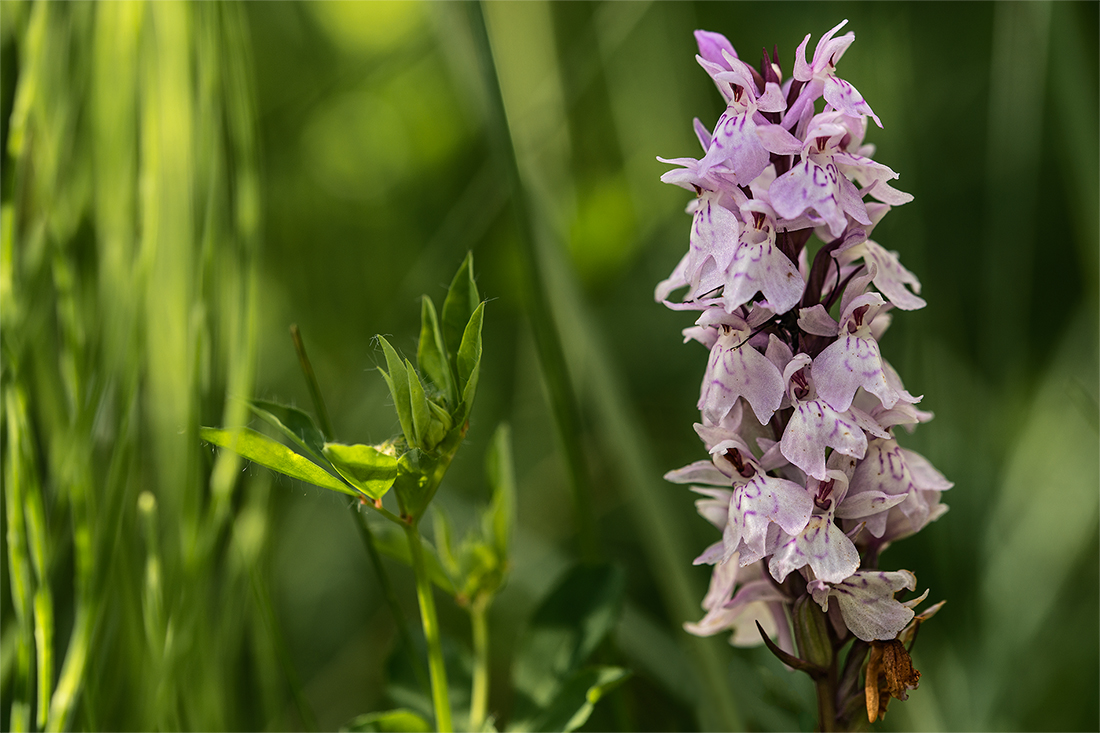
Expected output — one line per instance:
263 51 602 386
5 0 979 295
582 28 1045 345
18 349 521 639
848 439 913 497
769 515 860 583
701 332 785 424
781 399 868 480
770 159 852 239
722 227 804 314
863 240 926 310
824 76 881 127
727 474 813 563
687 196 741 287
828 570 917 641
813 332 897 413
699 111 771 184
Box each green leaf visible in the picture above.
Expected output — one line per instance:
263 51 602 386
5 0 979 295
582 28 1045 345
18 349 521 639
511 563 625 722
417 296 455 405
322 443 399 500
378 336 414 445
523 667 631 733
456 302 485 423
200 427 354 496
457 302 485 394
431 508 460 582
369 519 456 595
484 423 515 561
341 709 432 733
441 252 479 365
248 400 327 464
405 359 432 450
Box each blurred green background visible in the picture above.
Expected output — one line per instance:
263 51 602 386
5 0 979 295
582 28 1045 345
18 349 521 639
1 2 1097 731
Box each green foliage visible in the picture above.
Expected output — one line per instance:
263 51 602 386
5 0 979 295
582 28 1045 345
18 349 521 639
201 427 354 496
441 252 481 366
342 709 433 733
250 400 328 464
432 424 515 605
323 443 400 500
417 296 455 405
522 666 631 733
510 563 626 729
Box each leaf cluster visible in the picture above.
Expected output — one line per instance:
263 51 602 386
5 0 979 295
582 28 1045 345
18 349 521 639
200 254 485 525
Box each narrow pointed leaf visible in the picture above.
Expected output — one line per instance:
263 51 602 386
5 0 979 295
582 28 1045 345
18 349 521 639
441 252 479 363
323 443 399 500
457 302 485 393
417 296 456 404
484 423 516 561
201 427 353 496
379 336 414 444
431 509 460 581
249 400 327 464
405 359 432 450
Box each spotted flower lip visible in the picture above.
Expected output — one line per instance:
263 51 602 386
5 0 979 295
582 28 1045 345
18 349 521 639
809 570 918 641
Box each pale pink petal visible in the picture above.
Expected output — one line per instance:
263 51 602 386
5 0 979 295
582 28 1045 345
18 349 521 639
900 448 953 490
798 304 839 336
729 474 813 561
813 333 897 413
693 487 733 528
664 460 730 486
835 489 908 520
700 112 771 184
781 399 868 480
769 159 851 238
701 336 785 424
722 228 804 314
824 76 881 127
695 30 737 66
693 540 726 565
862 240 925 310
829 570 917 641
769 515 860 583
755 121 803 155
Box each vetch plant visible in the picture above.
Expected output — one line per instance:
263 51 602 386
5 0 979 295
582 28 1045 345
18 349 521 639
657 21 950 730
203 255 628 733
204 255 485 731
